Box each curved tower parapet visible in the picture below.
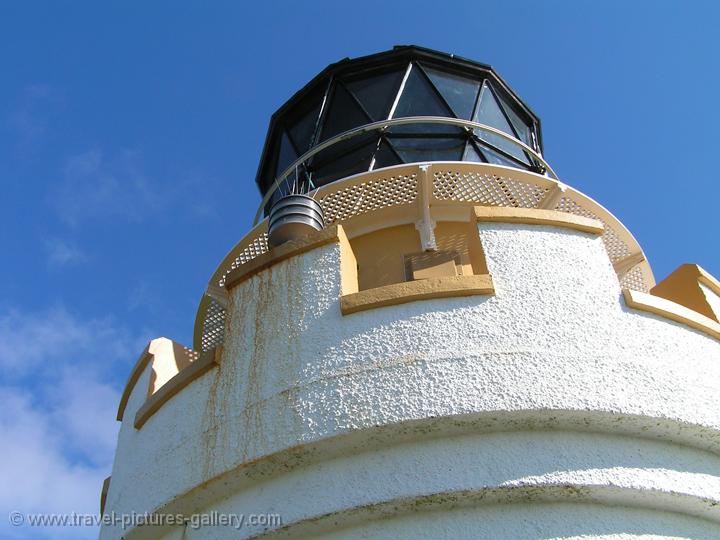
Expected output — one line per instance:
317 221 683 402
101 47 720 540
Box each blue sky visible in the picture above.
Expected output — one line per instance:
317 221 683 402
1 1 718 538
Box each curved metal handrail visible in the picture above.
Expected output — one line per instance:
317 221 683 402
196 160 656 350
253 116 557 224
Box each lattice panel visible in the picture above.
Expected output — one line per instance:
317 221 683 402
202 233 269 350
555 196 600 220
201 298 226 352
198 164 655 350
555 196 632 264
181 346 200 363
318 173 418 224
619 265 647 292
600 227 632 264
433 170 548 208
218 233 269 287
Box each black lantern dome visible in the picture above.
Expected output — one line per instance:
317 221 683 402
256 45 544 211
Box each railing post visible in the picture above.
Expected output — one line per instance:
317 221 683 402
415 164 437 251
206 284 229 309
614 252 646 279
539 182 568 210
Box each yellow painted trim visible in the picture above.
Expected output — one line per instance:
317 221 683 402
147 340 199 397
224 225 347 290
650 263 720 322
116 343 152 421
623 289 720 341
100 476 110 515
473 206 604 235
697 265 720 297
134 347 221 429
117 337 196 422
339 228 358 296
341 274 494 315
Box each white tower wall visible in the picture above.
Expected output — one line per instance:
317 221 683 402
102 216 720 539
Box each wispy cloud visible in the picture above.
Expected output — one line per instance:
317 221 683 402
0 306 146 539
0 387 112 540
49 148 218 227
0 307 134 377
44 238 88 267
50 149 160 226
46 373 121 463
6 84 63 156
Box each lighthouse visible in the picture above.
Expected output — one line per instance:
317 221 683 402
101 46 720 539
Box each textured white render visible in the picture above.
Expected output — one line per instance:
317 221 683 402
102 222 720 540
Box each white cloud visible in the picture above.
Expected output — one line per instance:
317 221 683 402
127 281 151 311
46 373 123 465
0 307 148 539
44 238 88 267
49 148 218 227
6 84 62 145
0 307 134 377
0 387 111 540
51 149 161 226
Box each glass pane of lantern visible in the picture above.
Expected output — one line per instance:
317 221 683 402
391 65 454 133
498 93 533 147
344 68 405 121
319 83 371 142
371 139 402 170
479 144 530 170
275 131 299 178
474 83 529 164
463 141 484 163
288 100 322 154
422 65 480 120
388 135 465 163
311 133 378 186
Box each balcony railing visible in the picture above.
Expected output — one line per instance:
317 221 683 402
194 160 654 352
255 116 557 225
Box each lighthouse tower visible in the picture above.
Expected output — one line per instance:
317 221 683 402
101 46 720 539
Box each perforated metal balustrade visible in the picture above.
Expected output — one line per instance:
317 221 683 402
194 162 654 352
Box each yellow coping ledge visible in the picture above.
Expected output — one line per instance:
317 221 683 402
134 347 221 429
100 476 110 515
225 224 348 290
341 274 494 315
698 266 720 295
134 347 222 429
116 343 152 421
650 263 720 322
623 288 720 342
118 338 221 428
473 206 604 235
